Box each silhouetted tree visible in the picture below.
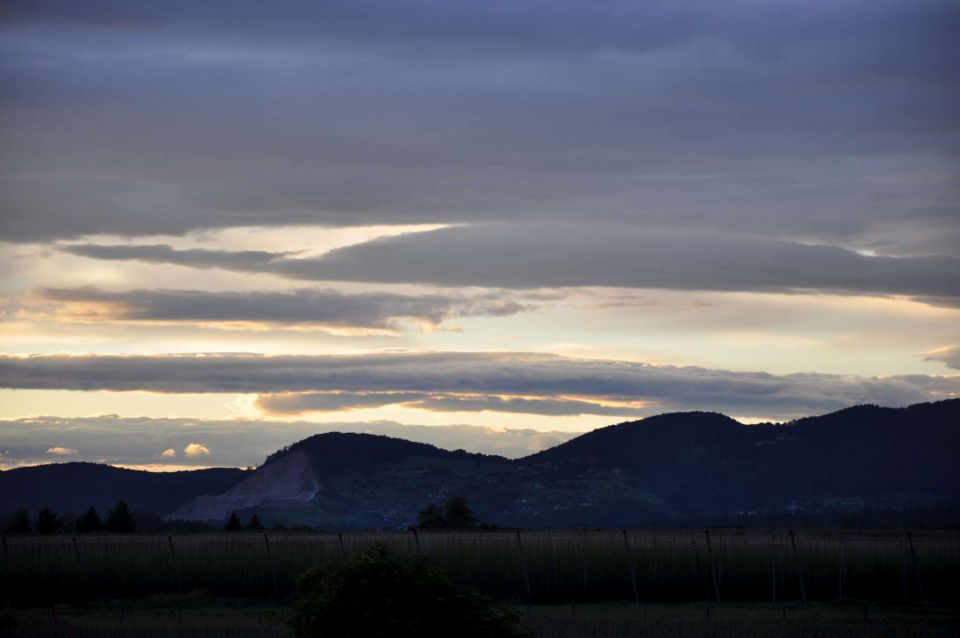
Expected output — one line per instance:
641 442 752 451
225 512 242 531
288 544 526 638
76 507 103 533
106 501 136 533
444 496 478 528
417 497 479 529
35 507 62 535
416 503 448 529
246 513 263 530
3 507 32 534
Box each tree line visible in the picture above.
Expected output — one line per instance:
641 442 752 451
224 511 263 531
2 496 486 535
1 502 136 534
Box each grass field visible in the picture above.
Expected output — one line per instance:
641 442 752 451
2 598 959 638
526 602 960 638
3 528 957 607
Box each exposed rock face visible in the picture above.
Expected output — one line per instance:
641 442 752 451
169 450 319 521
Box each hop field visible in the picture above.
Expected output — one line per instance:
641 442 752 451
2 528 958 607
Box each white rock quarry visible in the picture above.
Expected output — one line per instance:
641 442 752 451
168 450 319 521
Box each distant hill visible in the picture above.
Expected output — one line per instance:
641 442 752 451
0 462 250 517
519 402 960 523
170 432 512 527
3 400 958 528
264 431 505 475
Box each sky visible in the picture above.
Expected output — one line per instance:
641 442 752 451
0 0 958 470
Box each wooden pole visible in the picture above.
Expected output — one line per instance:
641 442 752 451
770 529 777 607
411 528 421 554
692 531 703 577
652 528 659 585
900 534 909 603
838 532 845 601
907 532 925 604
581 527 589 598
72 535 81 580
263 532 280 599
789 530 807 606
337 532 346 558
716 530 724 588
516 530 533 608
168 535 182 593
705 529 721 604
622 530 640 606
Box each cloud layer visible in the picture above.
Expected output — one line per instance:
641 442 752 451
2 1 957 257
0 1 957 433
34 286 528 329
0 352 955 419
58 224 960 304
255 391 649 418
0 415 577 469
926 346 960 371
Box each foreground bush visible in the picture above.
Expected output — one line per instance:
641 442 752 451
288 544 527 638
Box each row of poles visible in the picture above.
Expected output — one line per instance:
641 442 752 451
503 528 929 608
4 528 931 607
15 528 929 631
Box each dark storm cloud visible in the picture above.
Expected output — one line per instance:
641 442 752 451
1 1 958 257
58 225 960 302
0 352 955 419
35 286 527 328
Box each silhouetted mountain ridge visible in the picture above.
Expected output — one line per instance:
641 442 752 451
0 462 249 517
3 400 958 528
264 431 507 476
522 411 742 469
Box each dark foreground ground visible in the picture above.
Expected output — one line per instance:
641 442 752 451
2 595 958 638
